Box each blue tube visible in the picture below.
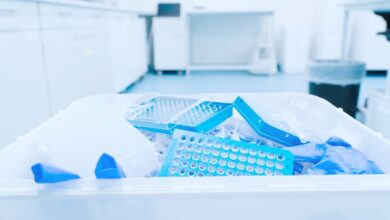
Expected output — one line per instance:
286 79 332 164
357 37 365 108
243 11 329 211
31 163 80 184
95 153 126 179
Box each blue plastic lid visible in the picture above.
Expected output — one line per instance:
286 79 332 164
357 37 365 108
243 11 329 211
234 96 304 147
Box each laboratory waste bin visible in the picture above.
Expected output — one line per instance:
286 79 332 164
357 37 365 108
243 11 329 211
0 93 390 220
308 60 366 117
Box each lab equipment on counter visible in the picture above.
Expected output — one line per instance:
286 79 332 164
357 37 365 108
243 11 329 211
95 153 126 179
285 137 383 175
159 130 295 177
31 163 80 184
234 96 304 147
127 96 233 134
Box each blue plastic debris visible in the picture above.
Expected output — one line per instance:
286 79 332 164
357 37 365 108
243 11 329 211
160 130 295 177
285 143 327 164
127 96 233 134
233 96 304 147
325 137 352 149
95 153 126 179
31 163 80 184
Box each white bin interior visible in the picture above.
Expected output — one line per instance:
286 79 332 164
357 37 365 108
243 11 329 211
1 93 390 220
0 96 160 179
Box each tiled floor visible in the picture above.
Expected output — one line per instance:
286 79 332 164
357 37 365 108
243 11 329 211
126 71 387 107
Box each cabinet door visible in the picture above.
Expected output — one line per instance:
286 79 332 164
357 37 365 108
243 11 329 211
109 13 136 92
130 17 148 78
43 27 113 112
0 32 51 149
153 18 188 70
109 14 148 92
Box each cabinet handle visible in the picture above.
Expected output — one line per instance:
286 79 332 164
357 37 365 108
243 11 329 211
92 13 103 19
0 9 17 16
57 11 72 17
74 34 96 41
193 5 207 10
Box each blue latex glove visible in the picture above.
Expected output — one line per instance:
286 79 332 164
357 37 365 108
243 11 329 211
325 137 352 149
284 137 383 175
307 146 383 175
284 143 327 164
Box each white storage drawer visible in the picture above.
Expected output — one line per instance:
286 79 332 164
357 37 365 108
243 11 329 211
1 93 390 220
39 4 107 29
84 8 108 28
0 1 40 31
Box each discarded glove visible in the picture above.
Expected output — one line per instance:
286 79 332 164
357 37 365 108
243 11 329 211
284 137 383 175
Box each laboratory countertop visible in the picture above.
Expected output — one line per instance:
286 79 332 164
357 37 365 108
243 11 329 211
127 71 387 109
18 0 143 13
186 11 274 16
343 0 390 11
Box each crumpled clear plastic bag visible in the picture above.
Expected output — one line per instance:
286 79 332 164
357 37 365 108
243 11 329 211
284 137 384 175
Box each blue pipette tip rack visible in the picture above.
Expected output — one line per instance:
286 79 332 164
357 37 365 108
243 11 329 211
127 96 233 134
233 96 304 147
159 130 295 177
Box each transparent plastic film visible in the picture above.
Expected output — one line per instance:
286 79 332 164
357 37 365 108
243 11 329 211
234 96 336 144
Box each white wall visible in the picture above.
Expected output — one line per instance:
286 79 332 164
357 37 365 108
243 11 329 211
348 10 390 70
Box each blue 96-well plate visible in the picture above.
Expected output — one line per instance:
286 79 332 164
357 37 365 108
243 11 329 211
160 130 295 177
127 96 233 134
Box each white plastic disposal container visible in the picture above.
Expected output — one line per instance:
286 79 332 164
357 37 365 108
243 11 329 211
1 93 390 220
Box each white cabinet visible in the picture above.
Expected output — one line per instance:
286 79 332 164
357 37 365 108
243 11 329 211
109 13 148 92
40 5 113 112
128 17 148 81
153 18 188 72
0 2 51 149
42 27 113 112
0 1 40 31
39 4 108 29
0 1 149 147
109 13 132 91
